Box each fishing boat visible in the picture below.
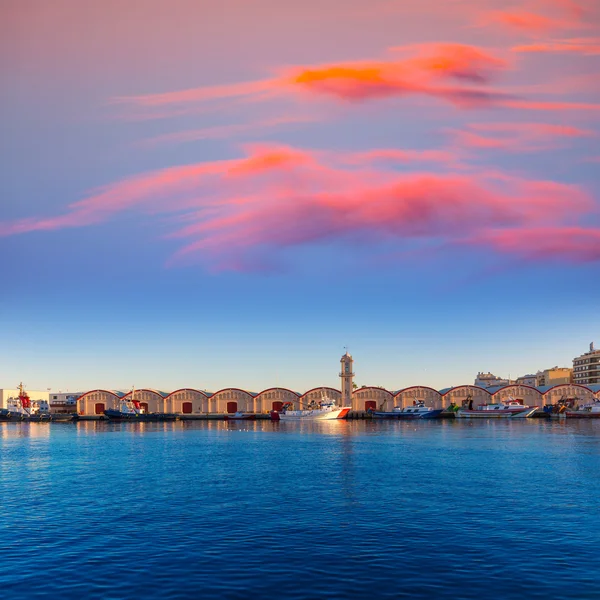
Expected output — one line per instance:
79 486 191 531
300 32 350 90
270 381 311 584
0 383 75 422
271 391 351 421
104 388 177 421
455 397 537 419
224 411 257 421
561 399 600 419
372 400 442 419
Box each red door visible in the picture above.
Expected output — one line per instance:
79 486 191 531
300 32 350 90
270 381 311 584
182 402 192 414
95 403 105 415
272 401 283 411
365 401 377 411
140 402 149 413
227 402 238 413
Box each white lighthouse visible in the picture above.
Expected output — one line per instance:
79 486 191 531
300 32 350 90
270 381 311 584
340 350 354 408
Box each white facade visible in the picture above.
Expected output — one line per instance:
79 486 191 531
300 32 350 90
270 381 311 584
0 388 49 410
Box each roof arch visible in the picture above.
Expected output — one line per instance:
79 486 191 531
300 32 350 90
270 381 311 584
490 384 542 396
540 383 596 395
165 388 209 399
300 386 341 398
441 385 492 397
76 389 121 401
394 386 441 397
122 389 168 399
210 388 256 397
352 386 394 396
255 387 300 397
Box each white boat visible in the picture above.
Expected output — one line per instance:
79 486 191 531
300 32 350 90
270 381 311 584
0 383 73 421
272 391 351 421
456 397 538 419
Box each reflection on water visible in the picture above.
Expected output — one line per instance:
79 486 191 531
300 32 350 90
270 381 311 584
1 419 599 599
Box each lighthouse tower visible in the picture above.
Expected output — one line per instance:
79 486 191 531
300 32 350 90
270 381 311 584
340 350 354 408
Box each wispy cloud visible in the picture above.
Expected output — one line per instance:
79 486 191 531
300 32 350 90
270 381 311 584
472 227 600 262
2 143 595 271
483 10 567 35
450 121 596 152
513 37 600 55
111 41 600 120
112 44 514 118
138 116 317 148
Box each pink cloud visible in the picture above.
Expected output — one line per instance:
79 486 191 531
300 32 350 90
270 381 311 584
2 143 595 270
341 148 458 165
542 0 586 19
451 121 596 152
288 43 510 107
483 10 565 35
112 79 279 108
111 41 600 119
113 43 513 117
502 99 600 111
475 227 600 262
513 38 600 55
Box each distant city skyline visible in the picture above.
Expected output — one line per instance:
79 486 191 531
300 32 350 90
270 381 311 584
1 0 599 392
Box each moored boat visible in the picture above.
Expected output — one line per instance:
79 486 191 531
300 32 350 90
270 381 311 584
104 388 177 421
455 398 538 419
272 392 351 421
224 411 257 421
0 383 75 422
372 400 442 419
562 399 600 418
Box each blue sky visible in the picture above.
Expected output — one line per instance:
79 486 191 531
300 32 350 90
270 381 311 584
1 0 599 393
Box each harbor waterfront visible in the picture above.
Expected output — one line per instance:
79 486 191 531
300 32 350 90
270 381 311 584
5 353 598 420
1 418 600 599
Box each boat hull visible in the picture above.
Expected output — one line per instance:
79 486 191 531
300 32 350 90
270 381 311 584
563 411 600 419
0 409 75 422
372 409 443 419
103 410 178 421
278 407 351 421
455 407 537 419
224 414 257 421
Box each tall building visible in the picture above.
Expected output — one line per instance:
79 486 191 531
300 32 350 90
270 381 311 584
573 343 600 385
340 351 354 407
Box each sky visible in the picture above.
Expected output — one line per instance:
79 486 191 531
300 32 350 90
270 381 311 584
1 0 599 394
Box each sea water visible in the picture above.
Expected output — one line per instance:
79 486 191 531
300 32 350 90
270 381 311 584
1 419 599 599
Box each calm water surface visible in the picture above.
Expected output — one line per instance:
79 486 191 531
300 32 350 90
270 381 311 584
1 419 599 599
